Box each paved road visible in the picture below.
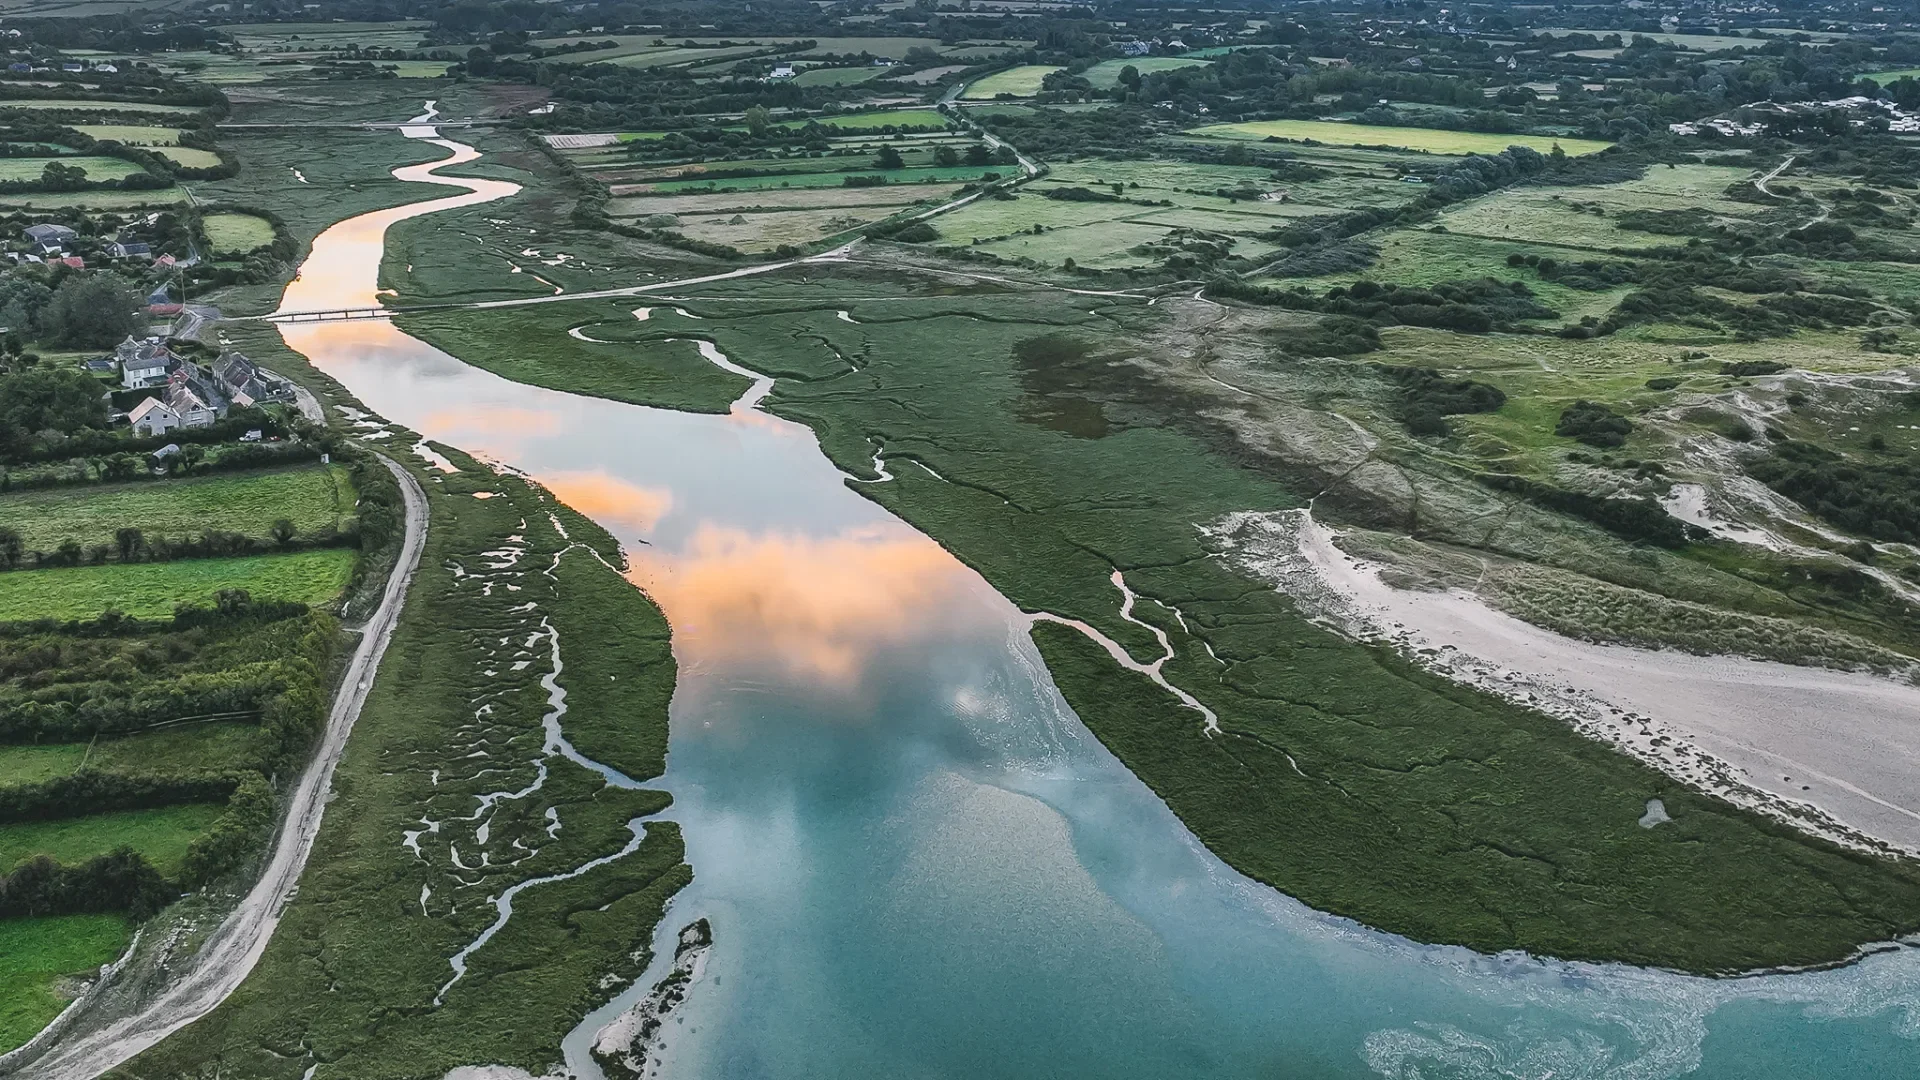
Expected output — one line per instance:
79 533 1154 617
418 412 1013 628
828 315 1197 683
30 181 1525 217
13 458 430 1080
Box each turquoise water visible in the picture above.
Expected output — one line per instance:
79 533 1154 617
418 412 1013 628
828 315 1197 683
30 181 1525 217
286 134 1920 1080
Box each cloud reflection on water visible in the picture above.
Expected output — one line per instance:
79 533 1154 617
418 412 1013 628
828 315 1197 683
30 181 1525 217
633 521 978 690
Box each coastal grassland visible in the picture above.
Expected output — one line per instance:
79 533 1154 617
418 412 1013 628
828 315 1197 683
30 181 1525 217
1080 57 1211 88
0 914 130 1053
1189 119 1611 157
0 549 356 620
118 448 689 1080
0 464 354 551
962 65 1062 99
0 805 227 878
199 212 276 255
635 273 1920 972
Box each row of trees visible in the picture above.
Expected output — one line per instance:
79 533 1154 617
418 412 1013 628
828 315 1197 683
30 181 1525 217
0 517 344 572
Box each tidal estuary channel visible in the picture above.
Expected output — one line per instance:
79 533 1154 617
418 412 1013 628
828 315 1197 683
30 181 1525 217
273 122 1920 1079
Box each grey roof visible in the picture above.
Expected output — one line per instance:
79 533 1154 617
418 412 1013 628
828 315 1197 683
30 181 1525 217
23 223 75 242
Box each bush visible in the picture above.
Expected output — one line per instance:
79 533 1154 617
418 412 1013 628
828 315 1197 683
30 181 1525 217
1556 400 1633 448
1375 364 1504 437
1478 473 1697 547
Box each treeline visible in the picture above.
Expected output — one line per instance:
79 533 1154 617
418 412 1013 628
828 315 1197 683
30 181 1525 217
1211 275 1557 333
0 848 172 920
0 515 358 574
1478 473 1701 548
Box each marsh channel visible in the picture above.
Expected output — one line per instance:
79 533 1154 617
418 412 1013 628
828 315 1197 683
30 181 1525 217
275 125 1920 1080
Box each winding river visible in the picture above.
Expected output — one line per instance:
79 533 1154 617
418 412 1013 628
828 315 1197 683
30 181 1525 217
275 125 1920 1079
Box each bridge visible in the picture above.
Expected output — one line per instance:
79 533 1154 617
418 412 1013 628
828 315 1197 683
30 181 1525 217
266 307 405 323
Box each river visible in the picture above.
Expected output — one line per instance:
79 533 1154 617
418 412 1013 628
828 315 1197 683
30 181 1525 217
273 127 1920 1080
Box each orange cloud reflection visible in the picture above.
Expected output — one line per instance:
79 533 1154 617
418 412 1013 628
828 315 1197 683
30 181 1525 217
545 471 675 535
636 523 976 686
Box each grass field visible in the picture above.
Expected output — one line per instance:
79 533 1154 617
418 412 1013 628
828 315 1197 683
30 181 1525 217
1080 57 1211 88
152 145 220 168
0 914 130 1053
0 804 227 878
962 65 1062 99
71 123 178 144
792 65 885 86
0 465 353 551
0 100 198 115
0 155 147 181
1190 119 1612 156
1867 67 1920 83
0 723 271 789
637 164 1003 194
201 210 277 254
0 548 356 621
0 188 186 210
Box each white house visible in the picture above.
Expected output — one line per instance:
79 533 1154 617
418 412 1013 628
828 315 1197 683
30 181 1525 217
128 397 183 436
117 336 175 388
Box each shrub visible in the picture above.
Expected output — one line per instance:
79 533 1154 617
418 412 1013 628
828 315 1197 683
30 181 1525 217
1556 400 1632 448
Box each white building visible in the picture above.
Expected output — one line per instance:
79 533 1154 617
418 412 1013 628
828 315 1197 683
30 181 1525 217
127 397 183 436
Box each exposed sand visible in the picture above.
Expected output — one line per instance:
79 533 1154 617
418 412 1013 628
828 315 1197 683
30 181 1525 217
1208 509 1920 855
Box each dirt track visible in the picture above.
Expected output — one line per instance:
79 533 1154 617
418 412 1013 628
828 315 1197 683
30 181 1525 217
10 457 429 1080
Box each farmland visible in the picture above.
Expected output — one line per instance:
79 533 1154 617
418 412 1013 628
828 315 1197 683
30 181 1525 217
0 100 198 115
0 914 130 1053
0 155 147 181
1190 119 1613 156
962 65 1062 98
0 549 355 620
0 805 227 879
1080 56 1211 88
200 210 276 253
0 464 354 551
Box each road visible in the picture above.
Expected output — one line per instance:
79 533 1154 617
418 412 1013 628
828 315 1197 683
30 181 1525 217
13 457 429 1080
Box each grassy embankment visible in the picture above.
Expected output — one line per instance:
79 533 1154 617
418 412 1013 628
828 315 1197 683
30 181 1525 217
118 441 688 1080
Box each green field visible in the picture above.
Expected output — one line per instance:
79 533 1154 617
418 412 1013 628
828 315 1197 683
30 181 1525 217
0 100 198 115
0 155 148 181
1081 57 1212 88
792 65 885 86
201 210 277 254
0 723 271 789
0 465 352 551
1190 119 1613 156
0 548 356 621
962 65 1062 99
0 189 186 210
153 145 220 168
0 804 227 878
639 164 1004 194
0 914 130 1053
72 123 178 144
1867 67 1920 83
794 108 948 129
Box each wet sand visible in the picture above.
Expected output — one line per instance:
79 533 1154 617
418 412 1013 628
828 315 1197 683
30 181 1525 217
1212 509 1920 854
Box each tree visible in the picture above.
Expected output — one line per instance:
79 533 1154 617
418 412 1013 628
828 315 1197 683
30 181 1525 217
0 366 108 454
964 142 992 166
933 144 959 167
270 518 297 547
38 161 89 192
40 275 141 348
115 527 143 562
874 144 905 170
0 527 19 569
1119 64 1141 89
743 104 772 137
